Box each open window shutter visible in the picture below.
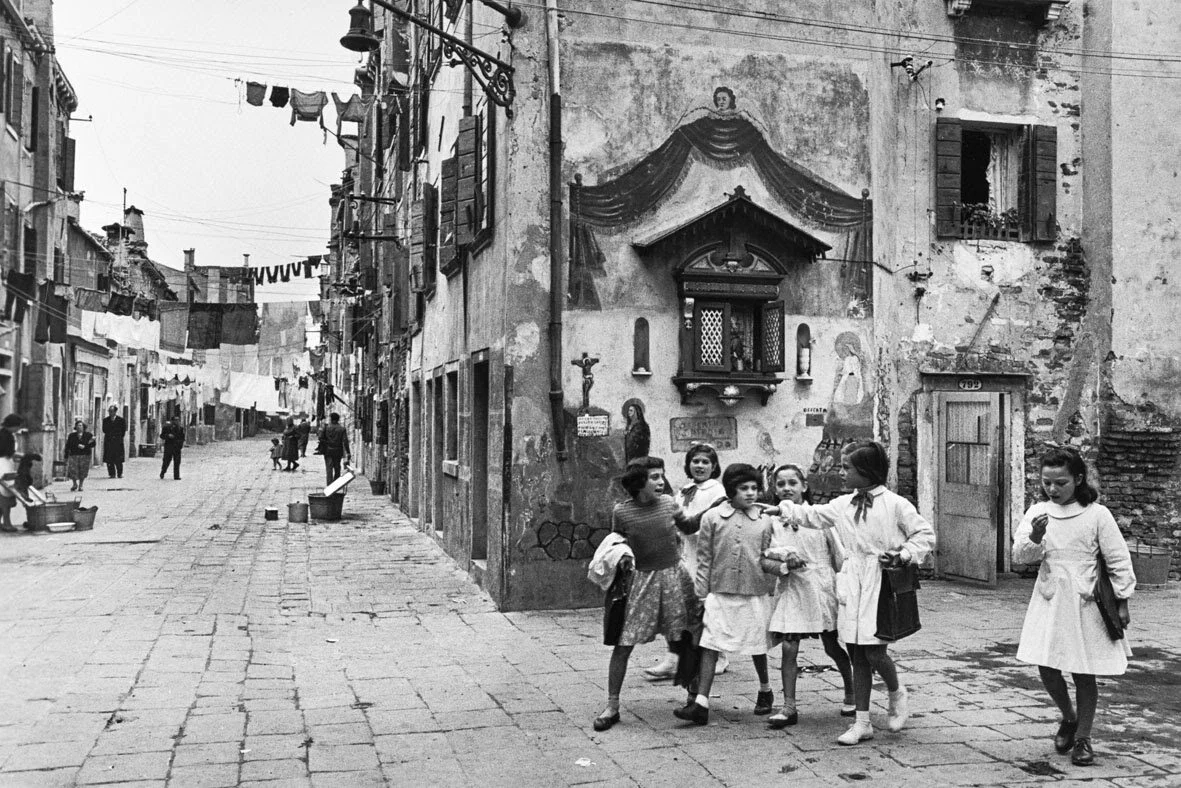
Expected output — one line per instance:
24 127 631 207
1028 125 1057 242
409 198 425 290
438 156 459 276
12 60 23 134
935 117 962 238
0 43 6 116
423 183 438 287
693 301 731 373
397 97 411 171
760 301 786 373
456 115 479 247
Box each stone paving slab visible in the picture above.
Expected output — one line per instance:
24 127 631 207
0 436 1178 786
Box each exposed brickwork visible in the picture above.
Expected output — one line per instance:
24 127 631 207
896 398 917 504
1098 427 1181 580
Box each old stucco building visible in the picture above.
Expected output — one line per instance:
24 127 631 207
324 0 1180 610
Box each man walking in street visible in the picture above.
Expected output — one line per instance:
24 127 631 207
319 412 350 484
159 416 186 480
101 405 127 478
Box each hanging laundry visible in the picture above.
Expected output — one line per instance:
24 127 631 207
269 85 290 108
3 271 35 323
246 81 267 106
303 255 322 278
265 265 279 284
221 303 259 345
279 264 292 283
331 92 373 137
106 292 135 316
74 287 108 312
298 376 308 389
159 303 188 353
186 303 223 350
289 89 327 126
251 268 265 286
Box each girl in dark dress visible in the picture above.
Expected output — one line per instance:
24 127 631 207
282 418 301 471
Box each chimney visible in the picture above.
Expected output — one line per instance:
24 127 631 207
123 206 145 245
183 249 195 272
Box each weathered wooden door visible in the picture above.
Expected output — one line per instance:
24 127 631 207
936 391 1001 585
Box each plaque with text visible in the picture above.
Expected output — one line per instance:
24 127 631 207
670 416 738 452
576 414 610 437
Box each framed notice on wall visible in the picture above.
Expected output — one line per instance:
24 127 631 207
670 416 738 452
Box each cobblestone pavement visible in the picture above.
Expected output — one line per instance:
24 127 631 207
1 437 1179 787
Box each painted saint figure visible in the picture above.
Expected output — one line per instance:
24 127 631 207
623 399 651 464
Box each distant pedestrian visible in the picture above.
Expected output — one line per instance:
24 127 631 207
0 414 24 531
159 417 185 480
674 463 776 727
593 457 698 732
101 405 127 478
65 420 96 492
269 438 283 469
1013 446 1135 768
765 463 856 727
770 441 935 746
297 417 311 457
318 412 350 484
282 417 301 471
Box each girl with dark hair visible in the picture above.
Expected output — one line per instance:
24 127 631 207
770 440 934 745
1013 446 1134 767
674 463 777 726
764 464 856 727
644 444 729 681
594 456 699 732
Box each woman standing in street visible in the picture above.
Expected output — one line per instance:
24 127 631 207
282 417 301 472
0 414 23 531
65 420 96 492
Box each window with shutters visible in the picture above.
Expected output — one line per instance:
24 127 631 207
935 117 1057 242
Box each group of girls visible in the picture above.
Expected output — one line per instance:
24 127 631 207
595 440 1135 768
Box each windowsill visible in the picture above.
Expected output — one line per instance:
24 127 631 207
672 373 784 406
442 460 459 477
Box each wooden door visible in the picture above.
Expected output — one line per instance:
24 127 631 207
936 392 1001 584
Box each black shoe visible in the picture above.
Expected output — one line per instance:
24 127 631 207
174 477 181 480
1071 737 1094 766
673 702 709 726
592 711 619 732
1054 719 1078 754
159 473 165 479
768 711 798 729
754 690 775 715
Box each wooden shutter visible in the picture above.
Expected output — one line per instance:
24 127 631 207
397 97 411 171
456 115 479 247
0 42 6 117
438 155 459 277
1028 124 1057 242
935 117 962 238
12 59 23 134
760 301 786 373
423 183 438 289
693 301 731 373
409 198 425 290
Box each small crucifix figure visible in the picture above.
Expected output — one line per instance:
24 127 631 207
571 352 600 412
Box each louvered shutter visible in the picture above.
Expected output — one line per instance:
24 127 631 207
1028 125 1057 242
760 301 786 373
397 97 411 171
693 301 731 373
63 137 76 192
12 59 23 134
423 183 438 289
935 117 962 238
456 115 479 246
409 198 425 291
438 156 459 276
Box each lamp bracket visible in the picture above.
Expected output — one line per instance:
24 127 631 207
370 0 515 117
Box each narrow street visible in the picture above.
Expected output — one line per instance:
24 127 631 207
0 437 1177 787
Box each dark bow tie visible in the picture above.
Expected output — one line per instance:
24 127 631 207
852 489 875 523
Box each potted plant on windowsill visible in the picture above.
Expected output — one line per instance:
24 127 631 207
958 203 1022 241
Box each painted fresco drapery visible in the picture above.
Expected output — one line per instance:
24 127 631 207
569 115 873 308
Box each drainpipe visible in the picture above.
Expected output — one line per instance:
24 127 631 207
545 0 567 461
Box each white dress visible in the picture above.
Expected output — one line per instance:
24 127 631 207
766 519 844 636
674 478 726 577
779 487 936 646
1013 501 1135 675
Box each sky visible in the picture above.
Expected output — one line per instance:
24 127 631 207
54 0 366 301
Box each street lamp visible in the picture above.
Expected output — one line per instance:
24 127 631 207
340 0 517 116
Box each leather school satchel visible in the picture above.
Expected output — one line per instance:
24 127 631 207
1094 552 1125 641
875 563 922 642
603 566 631 646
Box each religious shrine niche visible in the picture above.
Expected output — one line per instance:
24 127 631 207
632 187 831 406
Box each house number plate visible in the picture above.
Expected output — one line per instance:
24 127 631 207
957 378 983 391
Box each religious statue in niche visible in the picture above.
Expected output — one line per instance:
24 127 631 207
807 331 874 500
570 352 600 412
729 311 755 372
622 398 651 463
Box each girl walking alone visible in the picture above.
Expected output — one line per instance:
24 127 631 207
772 441 935 745
1013 446 1134 767
764 464 856 727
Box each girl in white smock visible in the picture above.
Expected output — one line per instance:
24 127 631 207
771 442 935 746
645 444 729 681
1013 446 1134 768
762 464 855 728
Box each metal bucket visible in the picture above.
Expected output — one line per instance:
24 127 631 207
287 502 309 523
1130 544 1172 587
264 507 279 521
308 492 345 521
369 479 386 495
72 506 98 531
27 501 77 531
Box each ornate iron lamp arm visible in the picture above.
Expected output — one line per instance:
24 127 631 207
369 0 516 116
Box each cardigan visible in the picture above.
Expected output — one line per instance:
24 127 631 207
694 502 776 598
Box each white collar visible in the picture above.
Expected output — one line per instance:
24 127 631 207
718 501 763 521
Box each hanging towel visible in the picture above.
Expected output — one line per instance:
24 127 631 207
269 85 290 108
290 89 327 126
74 287 108 312
159 303 189 353
3 271 35 323
186 303 223 350
246 81 267 106
221 303 260 345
